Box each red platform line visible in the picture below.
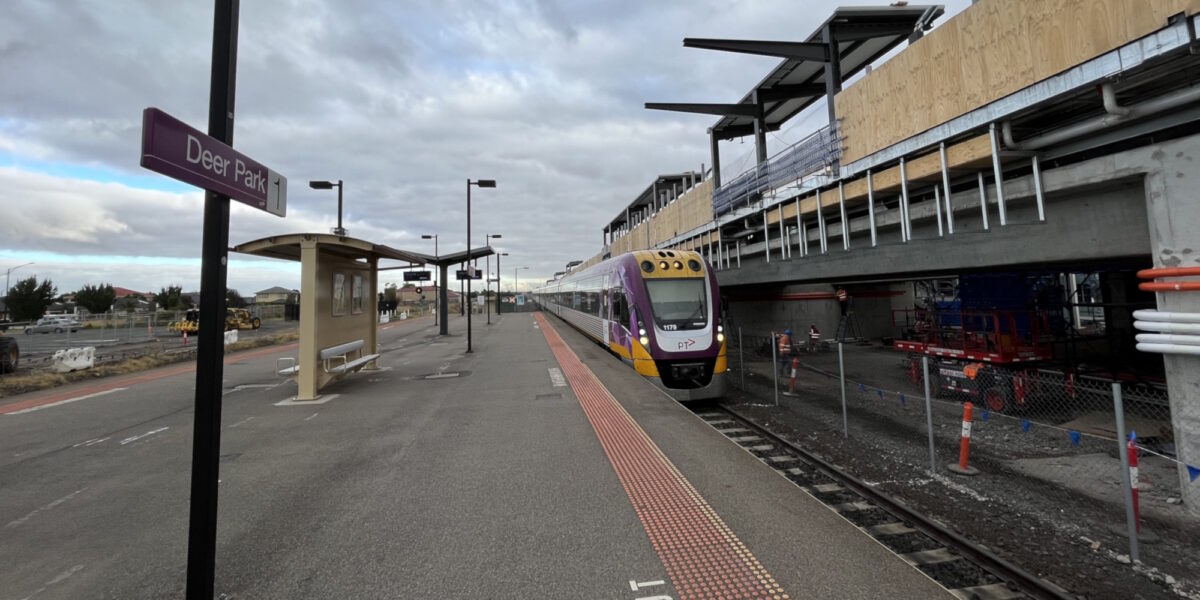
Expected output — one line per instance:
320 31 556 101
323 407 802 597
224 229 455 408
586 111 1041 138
535 313 788 600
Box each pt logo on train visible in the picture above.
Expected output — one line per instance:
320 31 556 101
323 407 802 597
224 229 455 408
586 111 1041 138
677 339 696 350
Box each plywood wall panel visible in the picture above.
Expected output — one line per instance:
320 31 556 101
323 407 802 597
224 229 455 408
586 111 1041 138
835 0 1192 164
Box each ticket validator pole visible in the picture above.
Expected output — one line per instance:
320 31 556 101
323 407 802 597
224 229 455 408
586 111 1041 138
187 1 237 597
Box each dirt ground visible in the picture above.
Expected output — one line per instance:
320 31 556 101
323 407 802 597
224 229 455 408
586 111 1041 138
725 342 1200 600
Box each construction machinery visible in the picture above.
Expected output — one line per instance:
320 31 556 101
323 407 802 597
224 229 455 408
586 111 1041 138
167 309 201 335
225 308 261 331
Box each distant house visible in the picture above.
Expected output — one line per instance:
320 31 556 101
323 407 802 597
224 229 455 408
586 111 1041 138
113 287 146 299
255 286 296 304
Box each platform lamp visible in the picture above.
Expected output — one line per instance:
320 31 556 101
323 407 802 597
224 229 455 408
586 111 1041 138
421 234 438 326
513 266 529 310
466 179 496 353
3 262 34 319
495 252 509 316
485 235 502 324
308 179 346 236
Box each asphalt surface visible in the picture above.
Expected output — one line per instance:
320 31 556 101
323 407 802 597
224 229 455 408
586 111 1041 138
1 311 949 599
9 319 296 360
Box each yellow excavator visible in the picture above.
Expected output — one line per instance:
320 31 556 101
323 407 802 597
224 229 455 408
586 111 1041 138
224 308 262 331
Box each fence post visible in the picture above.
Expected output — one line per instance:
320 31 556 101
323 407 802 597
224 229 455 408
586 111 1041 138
1113 382 1141 563
738 327 745 391
771 332 779 407
839 341 847 437
922 356 936 474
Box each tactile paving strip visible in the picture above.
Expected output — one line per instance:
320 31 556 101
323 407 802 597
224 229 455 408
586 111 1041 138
535 314 789 600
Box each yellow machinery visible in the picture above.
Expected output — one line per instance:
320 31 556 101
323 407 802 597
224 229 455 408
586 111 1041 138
167 309 201 335
225 308 262 331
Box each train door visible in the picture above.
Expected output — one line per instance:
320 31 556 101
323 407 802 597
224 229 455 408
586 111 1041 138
601 280 610 345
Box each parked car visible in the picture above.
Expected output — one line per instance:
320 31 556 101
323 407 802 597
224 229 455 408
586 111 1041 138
24 316 82 334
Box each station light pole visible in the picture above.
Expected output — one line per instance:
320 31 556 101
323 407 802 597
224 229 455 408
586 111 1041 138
496 252 509 316
485 234 502 324
514 266 529 310
466 179 496 353
421 234 438 326
3 262 34 320
308 179 346 236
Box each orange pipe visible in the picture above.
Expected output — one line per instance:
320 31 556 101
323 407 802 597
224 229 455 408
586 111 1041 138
958 402 974 471
1137 266 1200 279
1139 281 1200 292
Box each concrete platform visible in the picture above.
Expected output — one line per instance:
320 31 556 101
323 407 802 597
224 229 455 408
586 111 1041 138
0 312 949 598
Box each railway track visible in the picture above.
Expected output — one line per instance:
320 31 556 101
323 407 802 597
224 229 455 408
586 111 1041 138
691 403 1075 600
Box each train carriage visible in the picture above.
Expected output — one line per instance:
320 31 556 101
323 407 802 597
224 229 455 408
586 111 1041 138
534 250 726 402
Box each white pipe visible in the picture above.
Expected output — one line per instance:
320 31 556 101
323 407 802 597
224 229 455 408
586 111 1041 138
1133 309 1200 323
1136 333 1200 346
1003 83 1200 150
1136 343 1200 356
1101 83 1130 116
1133 321 1200 334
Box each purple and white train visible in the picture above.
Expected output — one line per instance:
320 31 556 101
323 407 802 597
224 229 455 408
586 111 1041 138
533 249 727 402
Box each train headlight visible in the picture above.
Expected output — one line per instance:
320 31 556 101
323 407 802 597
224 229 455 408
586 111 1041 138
718 325 723 333
639 336 650 346
659 261 669 270
638 328 646 336
673 261 683 270
717 333 725 343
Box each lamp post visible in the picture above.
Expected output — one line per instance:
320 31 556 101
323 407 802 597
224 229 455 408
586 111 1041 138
466 179 496 353
485 235 502 324
496 252 509 316
514 266 528 311
308 179 346 236
421 234 438 326
3 262 34 320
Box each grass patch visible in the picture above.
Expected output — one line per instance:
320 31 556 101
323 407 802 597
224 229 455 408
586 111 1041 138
0 331 299 399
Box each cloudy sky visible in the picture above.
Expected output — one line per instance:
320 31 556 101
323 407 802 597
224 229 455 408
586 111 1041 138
1 0 967 297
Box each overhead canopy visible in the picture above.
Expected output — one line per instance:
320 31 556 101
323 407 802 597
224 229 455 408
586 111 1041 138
232 233 494 265
606 171 703 233
711 6 941 140
647 5 942 141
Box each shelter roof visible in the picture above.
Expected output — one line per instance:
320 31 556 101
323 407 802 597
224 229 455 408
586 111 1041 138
231 233 493 266
606 171 703 232
708 5 942 140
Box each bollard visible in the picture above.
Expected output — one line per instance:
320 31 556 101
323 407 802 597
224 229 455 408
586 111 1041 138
947 402 980 475
183 331 188 346
1129 439 1141 533
783 357 799 396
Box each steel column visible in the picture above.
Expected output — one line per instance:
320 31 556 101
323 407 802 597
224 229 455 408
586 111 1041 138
940 142 954 234
1032 155 1046 222
709 129 721 189
838 181 849 250
762 209 770 263
899 158 911 242
794 199 804 258
989 122 1008 225
977 171 990 230
816 190 828 254
867 169 877 247
778 205 786 260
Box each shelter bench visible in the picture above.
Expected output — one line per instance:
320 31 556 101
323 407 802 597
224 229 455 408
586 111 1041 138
276 339 379 378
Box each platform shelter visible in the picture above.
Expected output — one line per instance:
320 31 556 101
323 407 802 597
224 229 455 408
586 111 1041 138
233 233 491 400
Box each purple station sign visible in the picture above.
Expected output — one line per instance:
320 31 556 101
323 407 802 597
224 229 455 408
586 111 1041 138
140 107 287 217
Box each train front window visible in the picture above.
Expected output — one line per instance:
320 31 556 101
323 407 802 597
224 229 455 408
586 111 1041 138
645 279 707 330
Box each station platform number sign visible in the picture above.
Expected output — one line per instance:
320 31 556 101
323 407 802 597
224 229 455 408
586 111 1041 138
403 270 431 282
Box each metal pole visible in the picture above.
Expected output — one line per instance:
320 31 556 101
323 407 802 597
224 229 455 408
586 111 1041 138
977 171 990 231
433 236 438 327
817 190 827 254
486 253 491 325
867 170 877 248
187 1 237 597
771 332 779 406
336 179 343 234
1113 382 1141 562
762 209 770 264
794 199 804 257
940 142 954 234
839 341 847 437
495 253 502 316
738 327 745 391
839 181 849 250
900 158 911 242
1032 155 1047 222
778 205 786 260
989 122 1008 226
935 185 944 237
923 356 937 474
467 181 472 353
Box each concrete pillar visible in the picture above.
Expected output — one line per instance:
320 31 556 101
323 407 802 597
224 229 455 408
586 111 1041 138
752 90 767 165
298 239 320 400
438 264 450 335
365 256 379 369
709 129 722 188
1143 146 1200 515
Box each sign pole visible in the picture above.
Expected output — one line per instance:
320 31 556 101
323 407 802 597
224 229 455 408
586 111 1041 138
186 1 238 597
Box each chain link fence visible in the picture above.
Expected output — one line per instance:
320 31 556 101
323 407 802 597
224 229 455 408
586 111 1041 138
722 328 1198 586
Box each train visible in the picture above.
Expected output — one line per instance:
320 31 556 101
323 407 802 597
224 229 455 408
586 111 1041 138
533 249 726 402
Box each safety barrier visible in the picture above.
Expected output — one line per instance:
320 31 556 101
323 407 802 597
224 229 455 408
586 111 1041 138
223 330 238 345
51 347 95 373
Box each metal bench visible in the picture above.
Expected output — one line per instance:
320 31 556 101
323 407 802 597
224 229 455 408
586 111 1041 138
276 339 379 377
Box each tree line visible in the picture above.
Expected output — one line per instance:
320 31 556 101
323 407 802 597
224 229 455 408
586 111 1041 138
2 276 247 322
